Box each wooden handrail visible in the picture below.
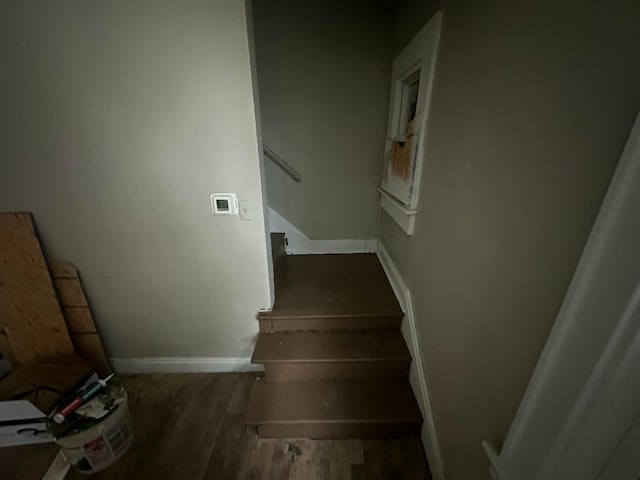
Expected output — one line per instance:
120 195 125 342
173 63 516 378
263 145 302 182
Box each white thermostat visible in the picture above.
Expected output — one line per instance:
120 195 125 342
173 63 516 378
210 193 239 215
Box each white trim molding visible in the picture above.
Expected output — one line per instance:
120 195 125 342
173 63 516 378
378 188 418 235
110 357 263 374
377 243 446 480
378 11 442 235
268 207 377 255
486 110 640 480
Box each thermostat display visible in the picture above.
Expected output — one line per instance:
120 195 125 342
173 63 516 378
210 193 239 215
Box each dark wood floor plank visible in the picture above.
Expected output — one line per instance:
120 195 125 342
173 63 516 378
363 440 385 480
202 412 246 479
268 439 291 480
327 440 343 479
308 439 330 480
398 436 432 480
381 439 410 480
170 373 237 480
287 438 314 480
337 439 365 479
0 443 59 480
244 437 269 480
67 374 199 480
227 371 256 413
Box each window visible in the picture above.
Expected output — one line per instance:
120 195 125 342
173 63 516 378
379 13 442 235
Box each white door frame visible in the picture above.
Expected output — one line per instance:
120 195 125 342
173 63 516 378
484 110 640 480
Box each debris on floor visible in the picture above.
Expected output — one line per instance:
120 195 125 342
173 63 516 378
0 212 111 374
0 354 92 447
50 374 133 474
0 212 131 475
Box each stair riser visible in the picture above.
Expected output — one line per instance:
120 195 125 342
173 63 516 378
259 316 402 333
263 361 410 381
258 422 421 439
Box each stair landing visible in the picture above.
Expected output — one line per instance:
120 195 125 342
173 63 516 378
273 253 400 314
259 254 403 332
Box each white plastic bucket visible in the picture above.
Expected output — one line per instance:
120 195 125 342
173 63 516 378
55 402 133 473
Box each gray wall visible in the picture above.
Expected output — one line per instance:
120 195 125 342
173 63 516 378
383 1 640 479
0 0 272 359
252 0 394 240
392 0 440 55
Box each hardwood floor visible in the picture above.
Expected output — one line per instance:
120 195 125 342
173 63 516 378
0 373 431 480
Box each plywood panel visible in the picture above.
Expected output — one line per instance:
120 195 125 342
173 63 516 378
62 307 96 333
48 259 79 279
53 278 88 306
48 260 112 376
70 333 111 377
49 261 95 332
0 213 73 364
0 325 16 366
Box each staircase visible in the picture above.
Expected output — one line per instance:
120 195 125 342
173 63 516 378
245 233 422 439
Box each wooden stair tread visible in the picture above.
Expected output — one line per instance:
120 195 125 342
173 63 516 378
245 380 422 425
258 308 403 319
258 314 402 333
271 254 402 317
252 331 411 364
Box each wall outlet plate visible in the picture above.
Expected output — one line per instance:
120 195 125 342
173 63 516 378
210 193 239 215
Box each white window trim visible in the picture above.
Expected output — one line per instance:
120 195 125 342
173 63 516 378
484 110 640 480
379 11 442 235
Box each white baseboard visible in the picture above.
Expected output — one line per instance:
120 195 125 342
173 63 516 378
268 207 377 254
110 357 264 374
289 238 377 255
377 243 446 480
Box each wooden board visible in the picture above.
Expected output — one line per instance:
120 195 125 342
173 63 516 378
52 278 88 306
48 260 112 376
48 260 79 279
0 326 16 364
62 307 96 333
70 333 111 377
0 213 73 365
